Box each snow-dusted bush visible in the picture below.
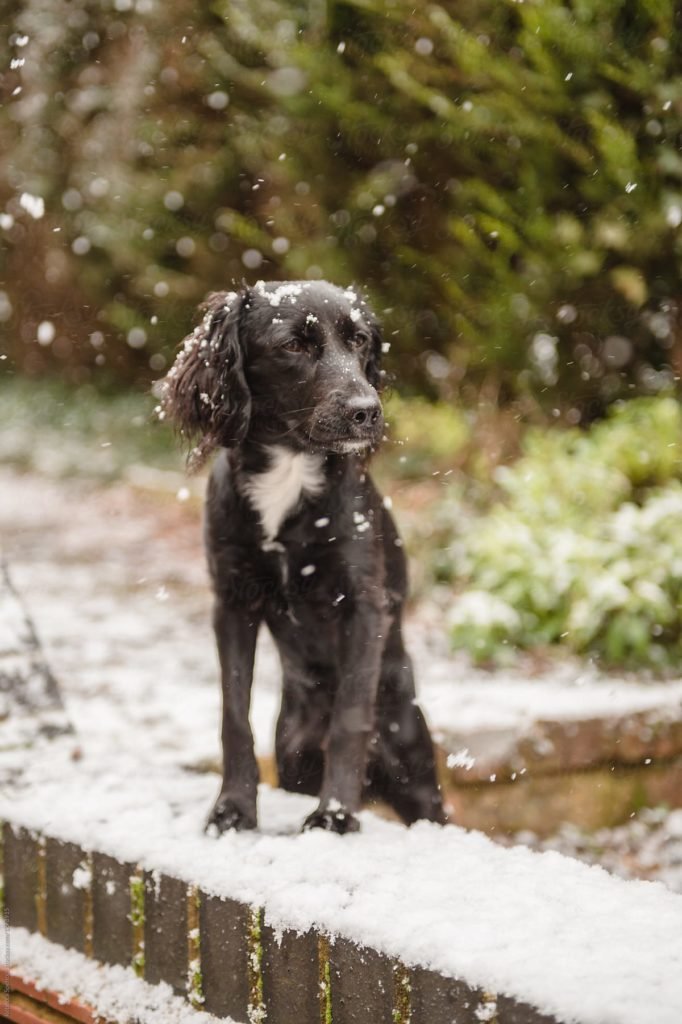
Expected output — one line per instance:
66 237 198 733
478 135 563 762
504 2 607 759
449 398 682 667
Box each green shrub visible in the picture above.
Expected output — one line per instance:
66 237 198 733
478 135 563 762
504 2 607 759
449 397 682 667
380 393 470 478
2 0 682 412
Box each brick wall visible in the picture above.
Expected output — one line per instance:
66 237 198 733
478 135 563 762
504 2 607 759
2 822 557 1024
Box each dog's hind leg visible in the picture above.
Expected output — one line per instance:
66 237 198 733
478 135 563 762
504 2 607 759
366 620 447 825
275 681 330 797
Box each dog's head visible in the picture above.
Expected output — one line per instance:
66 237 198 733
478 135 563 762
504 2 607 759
160 280 386 468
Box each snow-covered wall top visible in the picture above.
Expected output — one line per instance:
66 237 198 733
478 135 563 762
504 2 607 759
2 747 681 1024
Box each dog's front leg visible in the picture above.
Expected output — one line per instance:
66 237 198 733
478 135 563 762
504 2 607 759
206 596 261 833
303 601 385 834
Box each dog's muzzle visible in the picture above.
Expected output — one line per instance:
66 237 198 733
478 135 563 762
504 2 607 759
310 392 384 450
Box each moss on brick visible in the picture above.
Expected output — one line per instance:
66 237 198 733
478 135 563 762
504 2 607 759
247 907 265 1023
129 871 145 977
186 884 203 1009
319 934 332 1024
476 991 499 1023
393 963 412 1024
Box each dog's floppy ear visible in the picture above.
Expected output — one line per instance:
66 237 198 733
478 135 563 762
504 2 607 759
160 290 251 469
367 317 387 393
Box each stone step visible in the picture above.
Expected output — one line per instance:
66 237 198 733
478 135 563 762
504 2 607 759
436 705 682 835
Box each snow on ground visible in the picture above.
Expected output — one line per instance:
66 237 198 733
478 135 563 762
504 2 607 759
3 745 682 1024
2 465 681 771
10 928 235 1024
510 808 682 895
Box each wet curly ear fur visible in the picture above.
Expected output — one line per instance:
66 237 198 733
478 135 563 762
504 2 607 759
367 318 387 393
160 290 251 470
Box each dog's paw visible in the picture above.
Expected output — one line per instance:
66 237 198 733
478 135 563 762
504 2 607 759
205 794 257 835
301 805 360 835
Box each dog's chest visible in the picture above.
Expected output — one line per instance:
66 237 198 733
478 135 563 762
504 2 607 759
243 446 325 543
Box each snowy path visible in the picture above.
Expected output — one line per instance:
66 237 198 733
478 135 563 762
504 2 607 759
3 465 681 773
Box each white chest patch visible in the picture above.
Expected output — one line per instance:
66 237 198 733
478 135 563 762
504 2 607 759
243 446 326 543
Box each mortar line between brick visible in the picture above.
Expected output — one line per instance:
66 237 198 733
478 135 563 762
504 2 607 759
449 751 682 788
83 851 94 959
318 934 331 1024
35 835 47 937
129 868 145 978
186 883 203 1010
0 821 4 919
480 988 500 1023
247 906 264 1024
393 961 412 1024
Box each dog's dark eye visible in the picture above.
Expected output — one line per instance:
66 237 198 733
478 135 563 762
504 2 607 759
352 331 370 347
281 338 305 355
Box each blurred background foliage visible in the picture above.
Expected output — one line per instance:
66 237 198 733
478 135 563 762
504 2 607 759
1 0 682 416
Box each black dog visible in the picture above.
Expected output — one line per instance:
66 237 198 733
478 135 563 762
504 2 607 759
161 280 446 834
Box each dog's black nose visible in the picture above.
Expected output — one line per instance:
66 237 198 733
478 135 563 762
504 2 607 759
346 395 381 428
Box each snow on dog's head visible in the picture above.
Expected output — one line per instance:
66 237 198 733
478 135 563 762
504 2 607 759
160 281 386 469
